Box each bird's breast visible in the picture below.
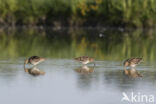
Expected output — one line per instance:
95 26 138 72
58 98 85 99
82 60 89 64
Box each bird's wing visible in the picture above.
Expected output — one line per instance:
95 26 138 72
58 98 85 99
29 56 41 62
75 56 89 61
131 58 142 64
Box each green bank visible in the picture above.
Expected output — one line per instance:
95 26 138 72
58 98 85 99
0 0 156 27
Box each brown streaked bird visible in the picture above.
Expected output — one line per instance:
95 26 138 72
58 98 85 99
24 67 45 76
123 57 143 68
24 56 45 67
124 68 143 78
74 56 95 66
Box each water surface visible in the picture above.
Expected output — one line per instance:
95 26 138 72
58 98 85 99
0 28 156 104
0 58 155 104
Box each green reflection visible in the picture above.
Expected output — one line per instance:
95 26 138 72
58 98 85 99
0 28 156 61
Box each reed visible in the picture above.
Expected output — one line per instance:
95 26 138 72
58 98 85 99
0 0 155 27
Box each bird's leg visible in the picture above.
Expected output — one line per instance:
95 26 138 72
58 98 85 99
24 63 27 72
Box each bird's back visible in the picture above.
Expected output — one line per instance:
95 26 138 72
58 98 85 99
123 57 143 66
129 58 143 64
74 56 89 62
28 56 41 63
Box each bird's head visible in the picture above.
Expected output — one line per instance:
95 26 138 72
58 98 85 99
123 61 129 67
24 59 28 65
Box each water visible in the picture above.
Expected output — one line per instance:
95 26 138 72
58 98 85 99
0 58 155 104
0 28 156 61
0 28 156 104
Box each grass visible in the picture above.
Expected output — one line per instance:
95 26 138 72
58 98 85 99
0 0 155 27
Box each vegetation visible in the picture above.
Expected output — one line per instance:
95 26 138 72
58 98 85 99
0 28 156 61
0 0 156 27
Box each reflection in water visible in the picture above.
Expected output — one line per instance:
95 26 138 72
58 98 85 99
75 65 94 74
24 67 45 76
0 29 156 61
124 68 143 78
74 66 95 90
0 59 156 104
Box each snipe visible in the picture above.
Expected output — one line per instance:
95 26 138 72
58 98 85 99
24 56 45 67
123 57 143 68
74 56 95 66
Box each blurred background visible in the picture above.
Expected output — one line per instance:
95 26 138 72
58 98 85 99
0 0 156 60
0 0 155 27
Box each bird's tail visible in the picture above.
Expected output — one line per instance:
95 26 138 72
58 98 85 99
40 57 45 62
40 71 45 75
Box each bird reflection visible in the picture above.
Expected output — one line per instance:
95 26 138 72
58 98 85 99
124 68 143 78
75 65 94 74
24 67 45 76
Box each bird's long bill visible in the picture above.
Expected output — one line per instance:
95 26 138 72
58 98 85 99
24 63 26 70
24 59 28 69
93 62 96 67
24 64 26 69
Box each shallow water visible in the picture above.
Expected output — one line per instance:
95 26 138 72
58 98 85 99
0 28 156 104
0 59 155 104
